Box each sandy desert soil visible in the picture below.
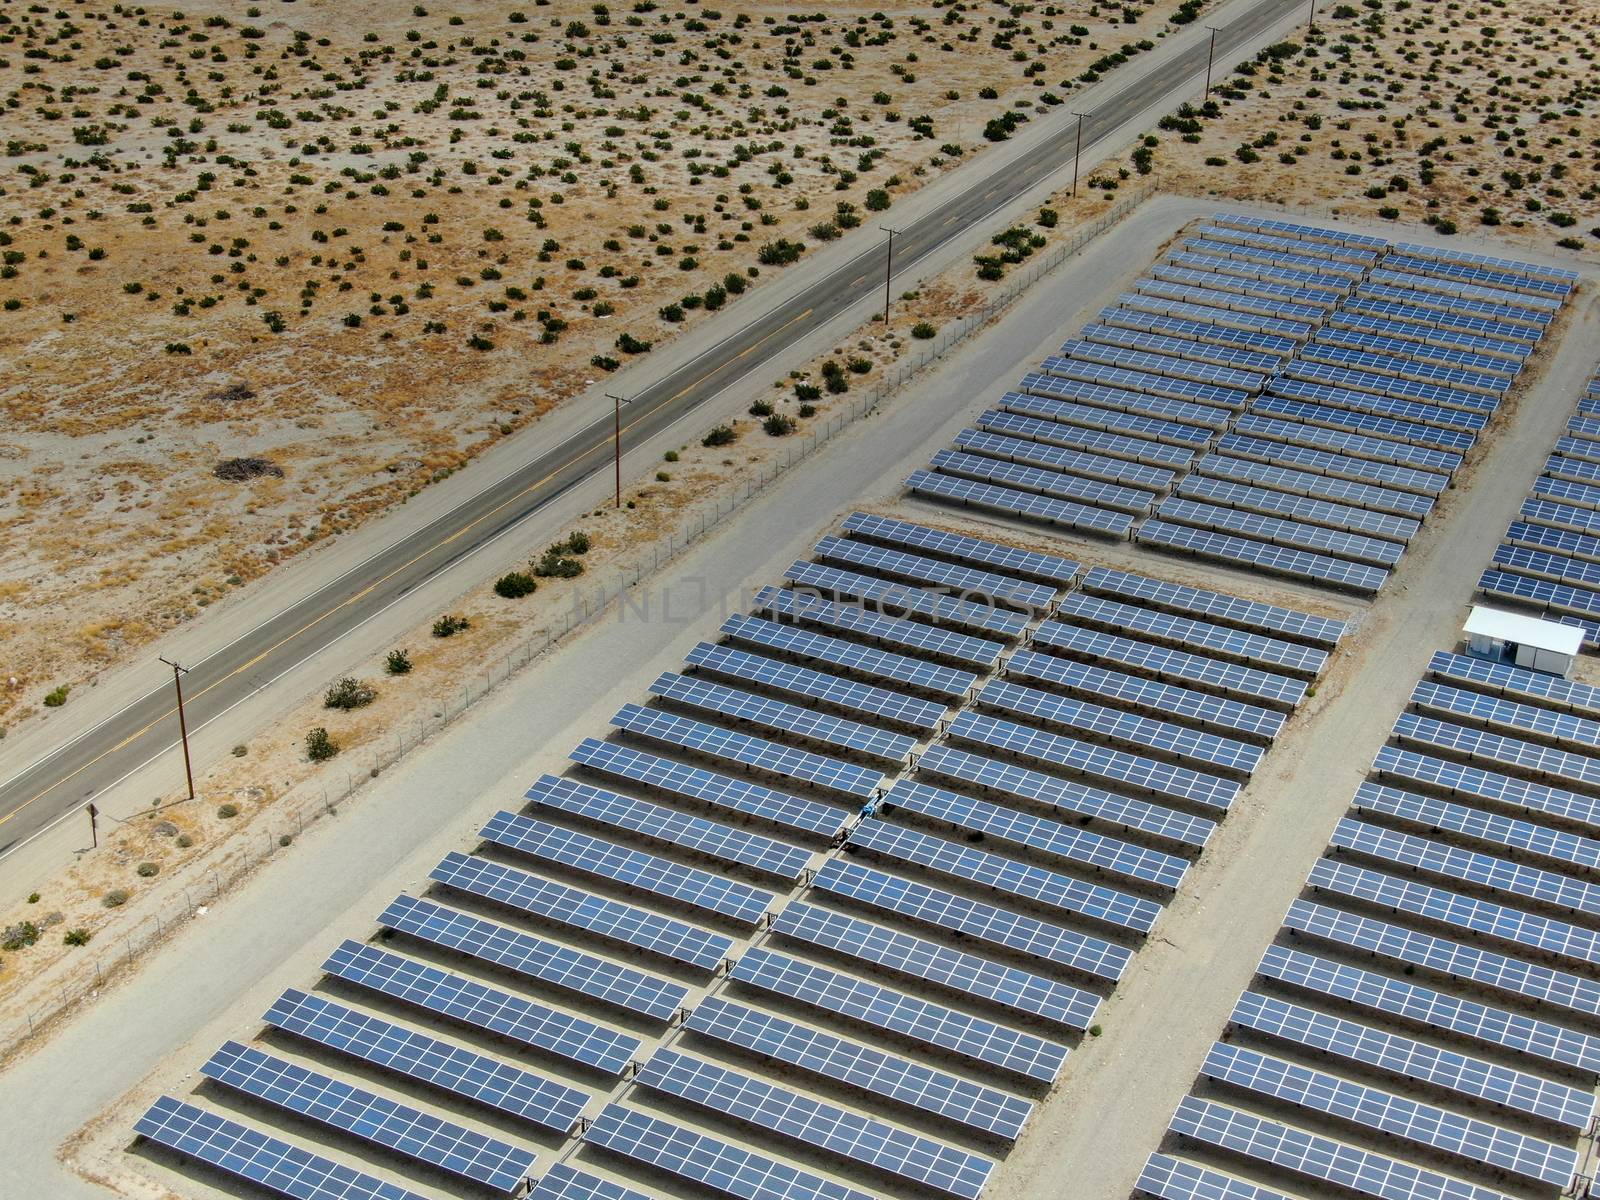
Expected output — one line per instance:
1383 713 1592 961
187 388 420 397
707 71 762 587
1103 0 1600 251
0 0 1204 732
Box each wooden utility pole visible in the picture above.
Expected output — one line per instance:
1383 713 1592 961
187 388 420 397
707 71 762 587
878 226 903 325
1204 27 1219 98
604 393 631 509
158 656 194 802
87 801 98 849
1071 112 1089 197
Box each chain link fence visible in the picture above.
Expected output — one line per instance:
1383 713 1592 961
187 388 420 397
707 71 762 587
0 178 1158 1061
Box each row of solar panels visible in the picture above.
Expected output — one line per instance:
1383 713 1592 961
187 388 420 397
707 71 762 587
132 514 1342 1200
1134 649 1600 1200
906 211 1565 598
1480 368 1600 651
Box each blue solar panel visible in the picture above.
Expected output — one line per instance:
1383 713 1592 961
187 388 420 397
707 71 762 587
728 946 1070 1081
134 1097 430 1200
977 677 1263 775
1194 452 1435 518
1004 385 1215 445
928 449 1155 515
1274 372 1495 424
1383 253 1573 297
1004 647 1283 740
1233 412 1463 472
526 774 813 879
1030 620 1305 710
634 1049 994 1199
199 1040 544 1190
846 816 1164 933
429 850 735 971
1493 542 1600 589
1227 991 1595 1129
1168 1094 1524 1200
753 585 1003 669
1217 431 1449 495
1555 434 1600 466
1389 240 1577 285
527 1164 654 1200
1328 308 1533 362
1029 364 1238 425
1093 306 1299 356
1353 781 1600 874
1255 943 1600 1074
1428 649 1600 718
1182 237 1368 278
812 533 1057 610
1520 495 1600 535
1342 294 1540 345
1311 326 1519 378
1394 711 1600 791
1177 474 1419 542
918 742 1216 848
882 777 1189 889
1153 262 1342 308
1135 1154 1292 1200
1138 520 1392 596
905 468 1136 538
609 704 884 799
376 893 688 1020
1158 496 1404 566
1210 212 1389 251
1113 288 1316 337
1480 568 1600 627
1530 473 1600 512
1505 520 1600 565
1372 742 1600 832
1051 340 1263 396
584 1104 878 1200
784 559 1029 638
1366 269 1561 317
484 806 775 923
1411 678 1600 752
1079 565 1345 647
953 427 1178 490
1198 1041 1577 1186
1056 590 1332 673
569 738 850 838
1250 394 1476 454
1134 277 1329 322
1289 352 1507 402
1359 279 1552 329
720 612 976 699
684 996 1032 1140
1285 897 1600 1020
769 900 1101 1029
975 407 1197 469
839 510 1081 585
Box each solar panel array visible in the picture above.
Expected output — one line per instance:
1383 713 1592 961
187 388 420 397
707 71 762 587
904 212 1566 597
1136 645 1600 1200
1480 366 1600 649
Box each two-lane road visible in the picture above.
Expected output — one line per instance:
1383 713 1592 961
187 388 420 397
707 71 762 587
0 0 1307 860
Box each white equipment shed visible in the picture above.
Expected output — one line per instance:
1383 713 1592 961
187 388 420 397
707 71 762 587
1463 605 1583 678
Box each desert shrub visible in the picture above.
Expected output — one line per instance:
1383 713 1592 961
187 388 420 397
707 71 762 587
432 614 471 638
616 331 653 354
103 889 130 909
305 727 339 761
231 744 248 757
749 399 775 417
702 423 737 447
1 922 39 951
324 677 377 710
43 685 69 708
62 929 91 947
217 803 240 819
663 450 680 463
385 648 413 675
757 238 804 266
1037 207 1059 228
136 862 160 878
176 834 195 848
494 571 539 599
911 322 937 339
763 414 797 437
794 382 822 402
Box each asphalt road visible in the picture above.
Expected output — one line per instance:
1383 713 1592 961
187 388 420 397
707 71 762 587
0 0 1306 860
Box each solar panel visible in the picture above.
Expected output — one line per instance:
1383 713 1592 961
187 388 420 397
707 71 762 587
811 533 1057 610
1306 856 1600 966
1286 355 1506 405
977 677 1263 775
1393 711 1600 791
839 510 1081 585
1030 621 1307 708
927 449 1155 515
609 704 884 799
1358 280 1551 329
1002 385 1215 446
429 850 735 970
1044 344 1259 399
1493 542 1600 589
1555 434 1600 467
1218 431 1449 496
634 1049 994 1199
1251 394 1477 454
784 559 1030 638
1255 944 1600 1074
569 738 849 838
1412 678 1600 753
473 812 774 928
1328 308 1532 362
649 672 917 765
812 856 1133 980
1168 1094 1520 1200
727 945 1070 1082
1151 262 1341 309
1003 648 1285 740
1134 1154 1292 1200
1372 743 1600 834
1365 270 1559 320
1532 473 1600 512
1092 307 1299 356
1157 495 1404 566
1519 495 1600 535
720 613 976 699
1077 562 1345 647
684 996 1032 1140
1054 590 1329 672
1138 520 1392 596
769 900 1101 1028
1112 289 1315 338
1389 240 1577 285
1428 649 1600 718
527 1164 654 1200
1383 253 1572 297
526 775 812 879
1233 413 1463 472
1194 452 1435 518
1181 238 1367 280
376 893 688 1021
1272 375 1493 430
754 585 1004 669
1210 212 1390 251
1027 363 1239 425
1198 1040 1577 1186
975 406 1197 469
1342 294 1540 345
1284 898 1600 1019
1479 568 1600 626
917 742 1216 848
134 1097 430 1200
949 709 1241 811
1177 474 1420 542
586 1105 883 1200
954 427 1177 491
1312 326 1520 378
846 816 1164 933
199 1041 544 1191
1352 781 1600 874
262 988 596 1131
1134 276 1329 322
1329 815 1600 917
1505 519 1600 565
1228 991 1595 1129
905 468 1136 538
